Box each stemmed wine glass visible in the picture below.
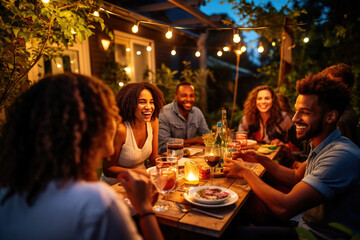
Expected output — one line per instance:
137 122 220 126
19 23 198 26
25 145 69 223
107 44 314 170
151 156 177 212
204 144 221 186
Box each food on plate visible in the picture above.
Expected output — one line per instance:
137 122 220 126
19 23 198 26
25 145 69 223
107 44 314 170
257 147 273 154
262 144 277 150
195 188 230 201
183 148 190 157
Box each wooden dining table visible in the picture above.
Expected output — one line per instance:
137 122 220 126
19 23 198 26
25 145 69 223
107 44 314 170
111 144 281 238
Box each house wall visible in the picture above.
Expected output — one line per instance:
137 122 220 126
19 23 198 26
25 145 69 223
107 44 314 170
88 12 199 79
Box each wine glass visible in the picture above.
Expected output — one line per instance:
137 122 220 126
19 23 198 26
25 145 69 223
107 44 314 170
204 144 221 186
152 156 177 212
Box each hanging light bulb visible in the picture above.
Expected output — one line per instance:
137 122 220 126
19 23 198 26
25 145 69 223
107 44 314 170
171 48 176 56
136 51 141 55
146 43 152 52
126 47 131 52
42 0 50 4
165 28 173 39
233 34 241 43
119 82 124 87
132 21 139 33
272 41 276 46
217 50 223 57
223 46 230 52
240 45 247 53
258 42 264 53
195 50 201 57
303 37 309 43
235 49 242 55
93 10 99 17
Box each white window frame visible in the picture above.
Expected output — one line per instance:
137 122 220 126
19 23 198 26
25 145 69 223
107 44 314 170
114 30 155 83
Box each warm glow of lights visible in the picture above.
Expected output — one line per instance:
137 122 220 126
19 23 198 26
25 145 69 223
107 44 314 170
147 45 152 51
272 41 276 46
258 45 264 53
235 49 242 55
126 48 131 52
136 51 141 55
101 39 111 51
125 67 131 73
119 82 124 87
241 46 247 52
195 50 201 57
93 11 99 17
217 50 223 57
171 49 176 55
56 63 62 68
71 28 76 34
223 46 230 52
165 29 173 39
233 33 241 43
303 37 309 43
132 23 139 33
42 0 50 3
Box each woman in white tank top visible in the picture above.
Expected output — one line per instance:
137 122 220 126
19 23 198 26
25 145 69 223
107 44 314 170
101 82 165 185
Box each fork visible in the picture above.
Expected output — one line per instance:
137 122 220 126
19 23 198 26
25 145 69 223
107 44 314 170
174 202 224 219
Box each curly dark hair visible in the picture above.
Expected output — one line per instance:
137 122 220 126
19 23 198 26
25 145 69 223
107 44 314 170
0 73 120 206
243 85 283 132
296 73 351 117
116 82 165 124
320 63 354 88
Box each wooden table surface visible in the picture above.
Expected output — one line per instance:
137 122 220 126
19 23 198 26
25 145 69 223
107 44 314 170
111 144 281 238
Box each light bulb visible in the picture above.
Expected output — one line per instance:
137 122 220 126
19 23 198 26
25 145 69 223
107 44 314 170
195 50 201 57
136 51 141 55
303 37 309 43
171 49 176 56
165 29 173 39
132 24 139 33
223 46 230 52
217 50 223 57
42 0 50 4
240 46 247 52
233 33 241 43
235 49 242 55
93 11 99 17
126 48 131 52
272 41 276 46
258 45 264 53
147 45 152 51
119 82 124 87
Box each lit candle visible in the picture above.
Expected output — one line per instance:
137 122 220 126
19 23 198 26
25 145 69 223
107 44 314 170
184 161 199 185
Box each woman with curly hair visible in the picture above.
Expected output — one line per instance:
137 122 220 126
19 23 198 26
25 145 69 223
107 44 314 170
0 73 163 240
101 82 165 185
238 85 297 147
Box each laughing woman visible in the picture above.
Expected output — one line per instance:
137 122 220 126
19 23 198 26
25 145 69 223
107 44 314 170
238 85 299 148
101 82 165 185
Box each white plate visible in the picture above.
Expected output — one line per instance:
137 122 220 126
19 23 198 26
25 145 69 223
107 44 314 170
245 139 257 146
184 186 238 208
191 186 231 204
146 166 156 174
185 147 203 156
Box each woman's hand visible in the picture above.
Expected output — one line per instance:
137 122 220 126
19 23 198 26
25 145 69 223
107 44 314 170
118 170 156 215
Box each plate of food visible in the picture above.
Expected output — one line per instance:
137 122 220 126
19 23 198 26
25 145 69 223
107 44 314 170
245 139 257 146
185 186 238 207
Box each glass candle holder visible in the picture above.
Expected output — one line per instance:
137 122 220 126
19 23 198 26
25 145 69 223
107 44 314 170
184 161 199 185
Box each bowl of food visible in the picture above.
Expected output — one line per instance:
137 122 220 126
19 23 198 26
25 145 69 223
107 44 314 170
190 186 230 204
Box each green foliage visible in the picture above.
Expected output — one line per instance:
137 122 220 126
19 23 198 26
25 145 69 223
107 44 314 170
155 63 179 104
0 0 104 111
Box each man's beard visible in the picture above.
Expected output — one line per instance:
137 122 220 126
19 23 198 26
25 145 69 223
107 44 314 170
296 119 323 141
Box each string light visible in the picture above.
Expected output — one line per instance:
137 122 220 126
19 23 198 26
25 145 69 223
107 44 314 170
165 27 173 39
240 45 247 53
119 82 124 87
303 37 309 43
195 50 201 57
223 46 230 52
93 10 99 17
125 67 131 73
136 50 141 55
71 28 76 34
42 0 50 4
272 41 276 46
101 39 111 51
171 47 176 56
146 43 152 52
132 21 139 33
258 42 264 53
126 47 131 52
217 50 223 57
233 29 241 43
235 49 242 55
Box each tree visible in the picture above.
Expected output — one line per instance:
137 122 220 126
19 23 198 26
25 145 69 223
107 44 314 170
0 0 105 112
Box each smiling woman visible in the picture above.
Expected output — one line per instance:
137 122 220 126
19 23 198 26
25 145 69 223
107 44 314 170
238 85 299 149
100 82 165 185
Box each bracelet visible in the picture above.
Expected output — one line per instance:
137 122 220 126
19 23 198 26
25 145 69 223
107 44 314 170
138 211 155 218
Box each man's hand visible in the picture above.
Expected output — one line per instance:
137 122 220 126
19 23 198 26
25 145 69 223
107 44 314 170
223 158 251 179
232 150 269 163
